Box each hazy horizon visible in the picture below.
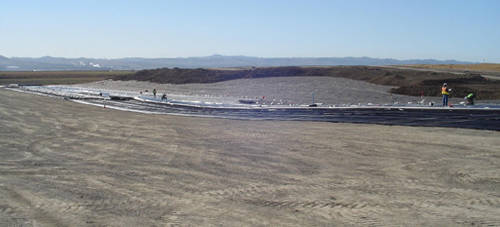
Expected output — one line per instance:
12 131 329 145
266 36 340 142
0 54 478 62
2 0 500 62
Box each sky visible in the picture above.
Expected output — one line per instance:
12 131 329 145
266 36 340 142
1 0 499 62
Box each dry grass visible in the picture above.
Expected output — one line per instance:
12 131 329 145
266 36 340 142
0 70 133 85
405 63 500 73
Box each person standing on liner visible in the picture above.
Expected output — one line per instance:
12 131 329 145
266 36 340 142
441 83 451 106
153 88 157 98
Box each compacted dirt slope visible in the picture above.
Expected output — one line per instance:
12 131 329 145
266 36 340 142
1 89 499 226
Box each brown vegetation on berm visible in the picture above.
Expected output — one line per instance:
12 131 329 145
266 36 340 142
0 71 133 85
404 63 500 73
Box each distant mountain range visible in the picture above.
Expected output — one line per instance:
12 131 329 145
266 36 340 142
0 54 472 71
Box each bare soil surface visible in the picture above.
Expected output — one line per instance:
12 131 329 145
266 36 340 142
1 89 500 226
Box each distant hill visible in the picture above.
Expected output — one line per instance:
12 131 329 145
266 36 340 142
0 54 472 71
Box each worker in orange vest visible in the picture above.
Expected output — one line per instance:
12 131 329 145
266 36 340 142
441 83 451 106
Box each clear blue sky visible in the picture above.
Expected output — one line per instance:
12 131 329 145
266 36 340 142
1 0 499 62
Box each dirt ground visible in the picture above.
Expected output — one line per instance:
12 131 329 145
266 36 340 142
1 89 500 226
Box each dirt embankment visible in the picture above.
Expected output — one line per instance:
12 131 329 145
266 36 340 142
1 89 500 226
117 66 500 99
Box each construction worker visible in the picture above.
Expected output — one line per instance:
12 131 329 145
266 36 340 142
153 88 157 98
441 83 451 106
464 92 475 105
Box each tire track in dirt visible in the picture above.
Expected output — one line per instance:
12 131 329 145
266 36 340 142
389 152 499 208
456 218 500 226
453 170 482 184
160 210 183 227
243 198 389 226
198 180 356 199
446 188 500 208
30 194 182 225
0 205 17 216
398 180 500 225
415 200 500 226
201 176 500 210
375 176 500 209
201 184 302 199
466 197 500 207
26 137 60 159
246 199 372 210
197 182 391 226
317 177 499 225
0 186 68 226
2 177 183 226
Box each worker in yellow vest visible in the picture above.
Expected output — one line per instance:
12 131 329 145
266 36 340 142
441 83 451 106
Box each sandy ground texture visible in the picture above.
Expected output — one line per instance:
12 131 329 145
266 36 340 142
1 89 500 226
74 77 464 105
